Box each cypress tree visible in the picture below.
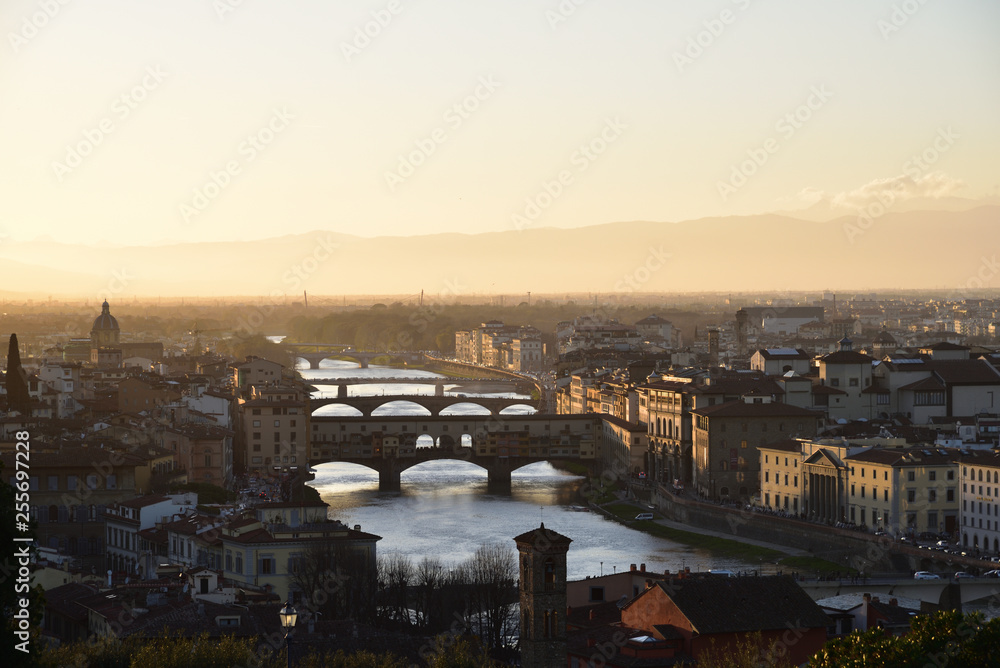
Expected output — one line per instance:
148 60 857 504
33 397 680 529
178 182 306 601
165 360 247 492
4 333 30 415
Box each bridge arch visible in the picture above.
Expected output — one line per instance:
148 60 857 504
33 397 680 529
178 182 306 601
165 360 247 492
312 404 364 417
440 402 492 416
372 400 433 416
499 404 538 415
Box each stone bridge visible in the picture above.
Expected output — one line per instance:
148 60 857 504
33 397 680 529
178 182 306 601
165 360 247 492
309 394 538 417
309 413 601 492
287 343 425 369
310 447 577 493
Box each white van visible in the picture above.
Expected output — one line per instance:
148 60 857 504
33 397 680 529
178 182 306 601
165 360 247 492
634 513 654 521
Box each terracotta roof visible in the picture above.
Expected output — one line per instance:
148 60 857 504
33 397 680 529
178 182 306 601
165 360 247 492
692 401 822 419
514 523 572 548
846 447 959 467
601 414 645 432
633 575 830 634
119 495 172 509
820 351 876 365
758 439 803 453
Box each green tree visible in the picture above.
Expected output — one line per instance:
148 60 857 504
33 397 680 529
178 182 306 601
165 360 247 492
811 610 1000 668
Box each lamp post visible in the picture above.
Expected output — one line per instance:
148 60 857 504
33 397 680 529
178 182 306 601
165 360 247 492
279 600 298 668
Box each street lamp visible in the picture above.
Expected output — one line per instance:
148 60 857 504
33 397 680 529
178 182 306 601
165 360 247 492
279 600 298 668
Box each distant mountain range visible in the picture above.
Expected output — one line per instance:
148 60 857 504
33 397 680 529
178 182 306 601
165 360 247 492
0 206 997 298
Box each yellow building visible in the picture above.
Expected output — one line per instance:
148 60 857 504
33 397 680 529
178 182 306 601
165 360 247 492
845 447 959 536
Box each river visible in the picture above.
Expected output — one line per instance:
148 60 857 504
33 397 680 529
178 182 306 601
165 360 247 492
297 358 765 579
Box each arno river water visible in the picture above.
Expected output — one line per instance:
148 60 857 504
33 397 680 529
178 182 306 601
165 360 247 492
287 352 1000 615
299 360 763 579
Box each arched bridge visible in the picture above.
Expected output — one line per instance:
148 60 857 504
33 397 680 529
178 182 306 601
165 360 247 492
311 446 577 493
309 413 601 492
798 577 1000 609
310 395 538 417
286 343 425 369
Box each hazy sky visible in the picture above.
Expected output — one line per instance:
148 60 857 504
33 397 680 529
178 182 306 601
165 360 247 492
1 0 997 246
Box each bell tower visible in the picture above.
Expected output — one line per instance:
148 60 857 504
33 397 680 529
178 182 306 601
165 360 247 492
514 523 571 668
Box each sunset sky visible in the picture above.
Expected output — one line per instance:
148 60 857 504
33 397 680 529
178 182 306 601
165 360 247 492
1 0 998 246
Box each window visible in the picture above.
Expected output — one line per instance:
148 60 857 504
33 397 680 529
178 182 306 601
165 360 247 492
106 475 116 490
274 420 280 427
928 489 937 503
947 470 955 481
830 378 840 387
849 378 859 387
47 476 58 491
235 554 243 574
67 475 77 490
252 420 261 427
544 558 555 591
930 471 936 481
86 474 98 490
907 490 916 503
589 586 605 602
765 472 769 483
908 471 915 482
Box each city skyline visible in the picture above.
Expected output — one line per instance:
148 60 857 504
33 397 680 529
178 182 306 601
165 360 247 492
1 0 998 248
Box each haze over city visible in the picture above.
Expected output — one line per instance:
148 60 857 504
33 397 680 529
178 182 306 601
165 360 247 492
1 0 997 275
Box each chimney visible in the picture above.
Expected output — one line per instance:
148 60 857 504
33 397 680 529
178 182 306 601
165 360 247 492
890 598 898 607
640 563 646 572
630 564 637 572
354 524 361 531
863 593 871 603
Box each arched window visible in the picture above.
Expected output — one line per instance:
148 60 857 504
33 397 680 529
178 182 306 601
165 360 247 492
544 558 555 591
979 470 983 482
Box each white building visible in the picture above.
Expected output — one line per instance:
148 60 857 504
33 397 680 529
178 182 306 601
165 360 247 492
959 450 1000 556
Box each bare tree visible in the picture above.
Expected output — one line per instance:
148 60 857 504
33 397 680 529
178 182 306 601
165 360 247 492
377 552 415 628
462 542 519 653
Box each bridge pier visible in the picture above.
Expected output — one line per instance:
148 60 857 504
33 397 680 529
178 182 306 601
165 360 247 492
337 384 347 399
310 359 322 370
486 459 513 495
377 460 402 492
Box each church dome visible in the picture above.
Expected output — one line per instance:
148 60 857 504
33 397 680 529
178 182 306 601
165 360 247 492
92 300 120 332
873 330 896 345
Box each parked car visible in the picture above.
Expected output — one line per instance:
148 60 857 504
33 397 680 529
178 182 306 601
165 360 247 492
914 571 941 580
982 570 1000 578
634 513 654 521
954 572 975 579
